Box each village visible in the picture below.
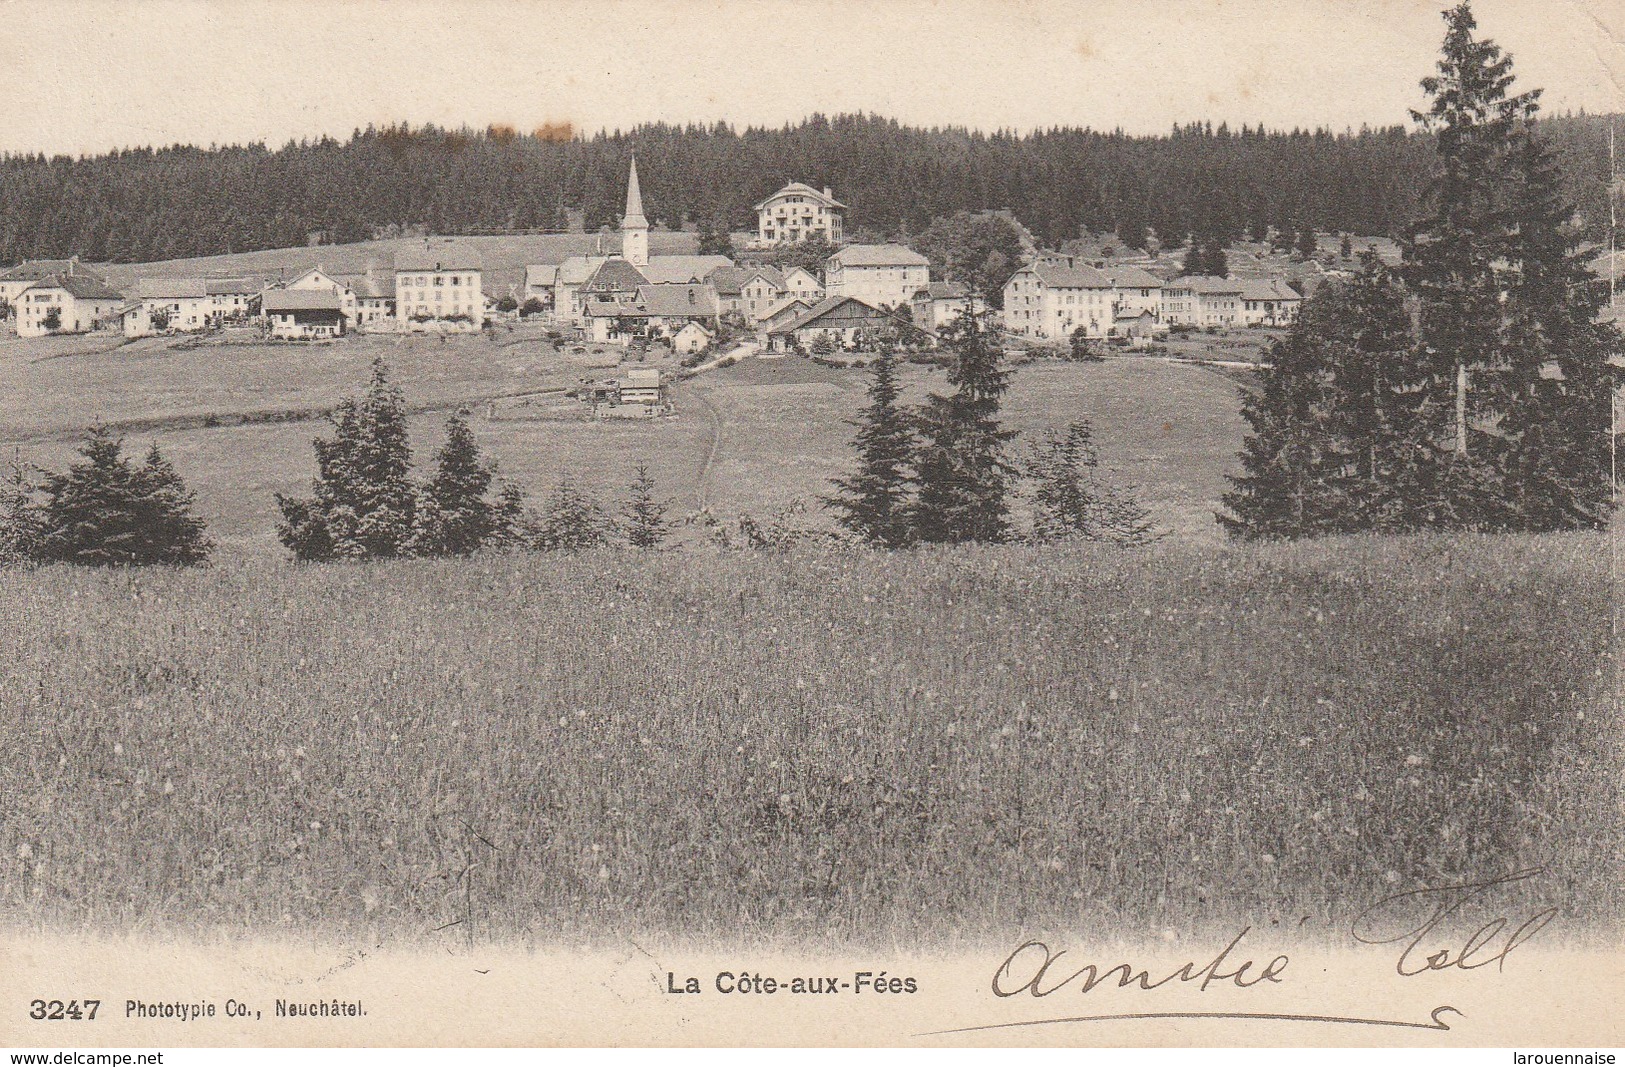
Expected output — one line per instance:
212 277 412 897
0 156 1338 416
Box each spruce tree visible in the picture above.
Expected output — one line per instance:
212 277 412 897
0 452 41 566
411 413 506 557
276 358 416 561
1025 421 1158 545
622 464 671 548
824 346 916 547
910 306 1017 543
534 477 610 551
34 428 211 566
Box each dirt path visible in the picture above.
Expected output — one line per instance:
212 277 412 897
689 388 725 512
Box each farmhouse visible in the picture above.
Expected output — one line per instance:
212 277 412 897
262 289 347 339
1002 259 1117 340
524 264 557 310
14 274 124 336
584 281 718 344
281 267 360 326
755 182 845 245
765 295 898 352
395 247 483 330
824 244 930 310
671 320 714 355
757 297 813 336
338 274 397 327
123 278 211 337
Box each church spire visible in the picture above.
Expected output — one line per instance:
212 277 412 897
622 155 647 228
620 154 649 268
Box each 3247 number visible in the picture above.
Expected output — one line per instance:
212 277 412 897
29 999 99 1020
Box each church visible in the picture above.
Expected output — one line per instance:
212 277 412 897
554 158 733 323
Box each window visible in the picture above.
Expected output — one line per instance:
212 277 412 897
452 276 460 286
434 276 444 286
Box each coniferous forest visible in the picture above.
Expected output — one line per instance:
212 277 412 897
0 111 1618 265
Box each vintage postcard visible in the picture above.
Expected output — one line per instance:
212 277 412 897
1 0 1623 1053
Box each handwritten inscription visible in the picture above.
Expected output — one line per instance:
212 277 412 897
992 928 1289 998
1351 867 1556 976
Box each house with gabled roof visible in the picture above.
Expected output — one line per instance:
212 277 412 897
394 245 483 330
755 182 845 245
1162 275 1245 327
1238 278 1302 327
15 273 124 336
825 244 930 311
263 289 347 339
1002 258 1118 340
764 295 903 353
910 280 969 333
583 281 718 344
0 257 107 310
123 278 211 337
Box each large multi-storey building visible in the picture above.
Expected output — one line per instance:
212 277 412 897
824 244 930 310
394 247 483 330
755 183 845 245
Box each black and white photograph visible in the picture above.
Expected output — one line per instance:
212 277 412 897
1 0 1622 1053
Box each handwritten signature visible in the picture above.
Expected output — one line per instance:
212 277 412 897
1351 866 1556 976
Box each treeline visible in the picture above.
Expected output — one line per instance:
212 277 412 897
0 110 1617 265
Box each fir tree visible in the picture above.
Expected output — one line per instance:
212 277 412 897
910 306 1017 543
1025 421 1159 545
33 428 211 566
622 464 671 548
0 452 42 566
411 413 508 557
276 357 416 561
824 346 916 547
534 477 610 551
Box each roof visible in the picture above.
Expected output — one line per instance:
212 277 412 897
768 295 895 335
582 258 649 294
0 258 102 284
204 277 262 296
626 367 662 384
31 273 123 300
738 265 787 289
639 255 733 285
336 274 396 299
395 246 483 272
262 289 344 312
525 264 558 288
135 277 208 299
914 281 968 301
706 265 747 295
753 181 847 212
673 320 714 336
1102 265 1165 289
1239 278 1302 301
758 297 813 324
1025 261 1114 289
828 243 930 269
556 255 609 286
633 282 717 318
1167 275 1246 294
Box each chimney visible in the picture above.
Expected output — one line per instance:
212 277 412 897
823 187 833 199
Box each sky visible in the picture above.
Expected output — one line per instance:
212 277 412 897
3 0 1622 157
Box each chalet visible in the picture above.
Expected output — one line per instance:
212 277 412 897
910 281 969 333
1162 276 1245 327
757 298 813 336
395 246 483 330
14 274 123 336
1239 278 1302 326
123 278 210 337
1002 260 1117 340
755 182 845 245
583 281 718 344
765 295 898 353
281 267 360 326
579 258 650 309
824 244 930 310
262 289 347 339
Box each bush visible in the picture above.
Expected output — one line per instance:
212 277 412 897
522 298 546 317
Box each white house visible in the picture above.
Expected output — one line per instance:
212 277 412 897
0 257 106 311
524 264 557 310
754 182 845 245
824 244 930 310
1002 259 1118 340
395 246 483 330
204 278 263 324
337 273 397 327
782 267 823 304
1102 264 1165 320
910 281 969 333
671 320 714 355
1162 276 1245 327
123 278 211 337
14 274 124 336
1239 278 1302 327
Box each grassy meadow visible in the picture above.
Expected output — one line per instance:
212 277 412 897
0 332 1245 554
1 533 1618 947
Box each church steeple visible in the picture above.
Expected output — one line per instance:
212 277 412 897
621 155 649 267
